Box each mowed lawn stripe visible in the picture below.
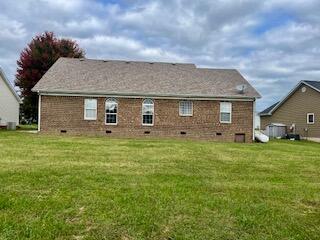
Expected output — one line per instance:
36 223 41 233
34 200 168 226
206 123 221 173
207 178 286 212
0 131 319 239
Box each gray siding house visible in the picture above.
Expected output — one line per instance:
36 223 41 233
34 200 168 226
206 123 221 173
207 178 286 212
260 80 320 140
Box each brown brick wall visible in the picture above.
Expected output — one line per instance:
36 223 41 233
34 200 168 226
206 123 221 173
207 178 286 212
40 96 254 142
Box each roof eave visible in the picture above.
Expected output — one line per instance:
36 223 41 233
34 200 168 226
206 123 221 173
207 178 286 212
301 80 320 93
33 89 259 100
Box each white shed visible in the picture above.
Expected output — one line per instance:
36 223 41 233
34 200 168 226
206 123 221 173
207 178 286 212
0 68 21 127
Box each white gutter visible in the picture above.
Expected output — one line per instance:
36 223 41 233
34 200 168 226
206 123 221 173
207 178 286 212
38 94 41 132
253 100 256 141
37 91 257 102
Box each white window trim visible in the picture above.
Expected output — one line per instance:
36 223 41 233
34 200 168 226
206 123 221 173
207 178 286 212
84 99 97 120
179 101 193 116
307 113 315 124
220 102 232 124
105 98 118 125
142 99 154 126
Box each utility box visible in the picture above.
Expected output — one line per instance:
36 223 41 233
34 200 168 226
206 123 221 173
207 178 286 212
7 122 16 130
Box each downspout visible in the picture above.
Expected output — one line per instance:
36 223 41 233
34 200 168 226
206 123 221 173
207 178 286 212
38 93 41 132
253 99 256 141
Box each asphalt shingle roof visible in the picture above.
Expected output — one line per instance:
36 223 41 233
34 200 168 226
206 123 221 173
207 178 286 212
32 58 261 99
259 102 279 115
304 80 320 92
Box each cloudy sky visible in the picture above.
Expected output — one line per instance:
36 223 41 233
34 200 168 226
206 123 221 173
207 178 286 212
1 0 320 110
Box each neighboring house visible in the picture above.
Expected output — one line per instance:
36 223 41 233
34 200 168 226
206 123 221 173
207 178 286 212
260 80 320 140
32 58 261 142
0 68 21 127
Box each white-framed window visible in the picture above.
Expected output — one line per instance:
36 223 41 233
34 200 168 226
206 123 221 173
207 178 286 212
307 113 315 124
220 102 232 123
105 98 118 125
179 101 193 116
142 99 154 126
84 99 97 120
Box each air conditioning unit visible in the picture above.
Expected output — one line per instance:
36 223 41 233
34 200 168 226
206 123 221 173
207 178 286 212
7 122 16 130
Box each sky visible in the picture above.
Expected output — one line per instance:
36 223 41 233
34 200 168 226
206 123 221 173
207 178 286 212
1 0 320 111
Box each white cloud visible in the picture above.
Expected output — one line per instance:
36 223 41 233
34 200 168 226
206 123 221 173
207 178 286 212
41 0 87 12
1 0 320 110
78 35 186 62
0 15 26 40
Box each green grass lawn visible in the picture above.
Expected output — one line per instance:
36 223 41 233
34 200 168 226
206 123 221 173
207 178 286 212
0 131 319 239
17 124 38 131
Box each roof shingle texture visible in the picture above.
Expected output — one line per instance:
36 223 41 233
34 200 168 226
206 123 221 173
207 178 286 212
32 58 261 98
304 80 320 92
259 102 279 115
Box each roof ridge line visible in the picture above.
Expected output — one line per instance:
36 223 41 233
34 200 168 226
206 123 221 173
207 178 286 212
197 67 237 70
302 80 320 82
64 57 195 66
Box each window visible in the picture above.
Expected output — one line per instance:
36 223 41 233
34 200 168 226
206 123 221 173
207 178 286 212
84 99 97 120
179 101 193 116
220 102 232 123
105 98 118 125
142 99 154 125
307 113 315 124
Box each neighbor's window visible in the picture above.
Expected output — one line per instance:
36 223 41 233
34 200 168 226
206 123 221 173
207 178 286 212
105 98 118 125
84 99 97 120
220 102 232 123
307 113 315 124
142 99 154 125
179 101 193 116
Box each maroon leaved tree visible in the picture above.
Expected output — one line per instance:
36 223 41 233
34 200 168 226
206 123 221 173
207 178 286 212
15 32 85 122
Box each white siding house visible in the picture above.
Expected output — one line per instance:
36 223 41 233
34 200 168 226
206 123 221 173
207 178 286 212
0 68 21 126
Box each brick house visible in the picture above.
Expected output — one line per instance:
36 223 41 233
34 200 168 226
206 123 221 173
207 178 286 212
32 58 261 142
